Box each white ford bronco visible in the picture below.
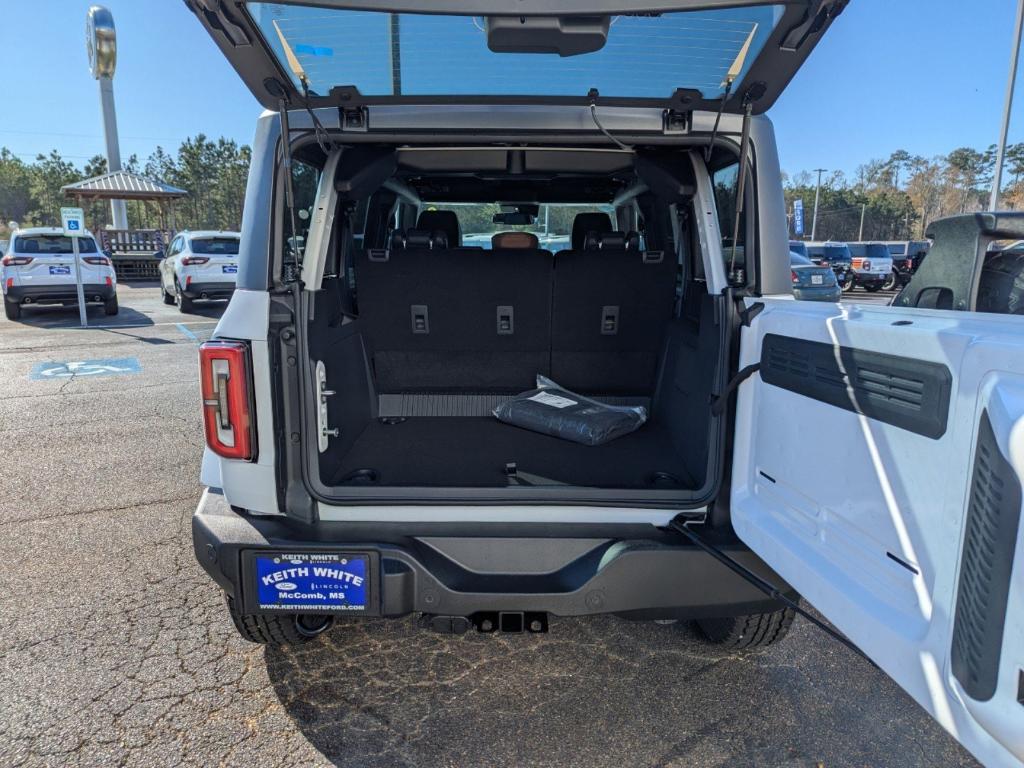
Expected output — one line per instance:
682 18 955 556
186 3 1023 765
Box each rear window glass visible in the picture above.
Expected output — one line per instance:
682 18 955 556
790 252 813 266
430 203 615 252
247 3 784 100
823 244 851 261
887 243 907 256
13 235 97 254
190 238 240 255
865 244 890 259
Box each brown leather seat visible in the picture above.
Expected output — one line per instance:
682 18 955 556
491 231 539 249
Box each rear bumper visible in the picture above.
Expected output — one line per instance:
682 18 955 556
4 283 114 303
852 272 887 287
182 281 235 300
794 285 842 302
192 489 793 620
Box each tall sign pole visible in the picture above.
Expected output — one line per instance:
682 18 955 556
86 6 128 230
811 168 827 241
990 0 1024 211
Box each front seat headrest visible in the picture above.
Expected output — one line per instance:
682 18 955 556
402 229 448 249
571 212 613 250
491 231 539 249
417 210 461 247
584 231 630 250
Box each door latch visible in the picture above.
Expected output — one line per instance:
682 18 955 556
316 360 338 452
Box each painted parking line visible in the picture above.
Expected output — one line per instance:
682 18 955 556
176 323 200 342
30 358 142 381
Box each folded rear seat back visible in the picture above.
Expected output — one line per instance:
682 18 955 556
551 229 676 394
355 228 554 393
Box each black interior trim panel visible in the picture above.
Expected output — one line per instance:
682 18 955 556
951 411 1022 702
760 334 952 439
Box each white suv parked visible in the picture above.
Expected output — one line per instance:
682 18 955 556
187 3 1023 766
158 231 240 313
1 227 118 320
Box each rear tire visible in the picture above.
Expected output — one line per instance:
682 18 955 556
977 251 1024 315
226 597 334 646
882 271 897 291
104 295 119 315
696 606 796 652
174 279 194 313
3 297 20 320
840 275 855 292
161 283 175 305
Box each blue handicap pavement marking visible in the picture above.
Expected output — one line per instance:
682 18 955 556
30 357 141 381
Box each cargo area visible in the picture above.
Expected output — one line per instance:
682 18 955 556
296 146 735 503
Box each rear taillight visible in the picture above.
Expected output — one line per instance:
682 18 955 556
862 259 871 270
182 256 209 265
904 259 914 270
791 270 799 284
83 256 111 266
5 278 12 289
1 255 33 266
199 341 255 461
105 276 113 287
851 258 864 270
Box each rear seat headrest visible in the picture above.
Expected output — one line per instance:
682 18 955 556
416 210 461 247
491 231 539 249
583 231 642 251
571 212 613 250
393 229 448 250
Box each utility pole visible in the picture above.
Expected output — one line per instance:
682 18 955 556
858 202 866 241
991 0 1024 210
811 168 827 240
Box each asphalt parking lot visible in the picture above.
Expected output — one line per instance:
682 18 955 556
0 283 976 768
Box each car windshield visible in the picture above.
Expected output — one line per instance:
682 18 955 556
433 203 616 252
190 237 240 255
246 3 784 100
13 235 98 254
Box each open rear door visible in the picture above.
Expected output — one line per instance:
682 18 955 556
731 296 1024 767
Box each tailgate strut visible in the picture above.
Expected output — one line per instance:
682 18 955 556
667 519 874 665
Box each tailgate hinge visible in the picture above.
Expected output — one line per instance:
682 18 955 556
190 0 252 47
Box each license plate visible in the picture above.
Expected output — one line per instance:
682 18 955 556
49 265 71 275
811 275 824 285
222 265 237 274
254 552 369 611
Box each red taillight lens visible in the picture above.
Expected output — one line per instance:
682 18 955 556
851 257 864 270
83 256 111 266
791 270 799 284
182 256 209 265
1 255 33 266
904 259 914 270
199 341 255 461
105 276 113 287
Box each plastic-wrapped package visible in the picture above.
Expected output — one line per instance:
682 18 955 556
492 376 648 446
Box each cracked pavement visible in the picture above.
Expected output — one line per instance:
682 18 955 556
0 285 979 767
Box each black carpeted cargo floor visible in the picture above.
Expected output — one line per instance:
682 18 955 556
329 417 694 489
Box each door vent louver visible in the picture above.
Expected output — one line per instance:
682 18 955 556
760 334 951 438
951 411 1022 702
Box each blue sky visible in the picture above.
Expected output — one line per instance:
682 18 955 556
5 0 1023 178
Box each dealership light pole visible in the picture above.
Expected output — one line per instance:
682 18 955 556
991 0 1024 211
86 5 128 230
811 168 827 240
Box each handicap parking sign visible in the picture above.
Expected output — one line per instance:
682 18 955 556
60 207 85 236
30 358 141 381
